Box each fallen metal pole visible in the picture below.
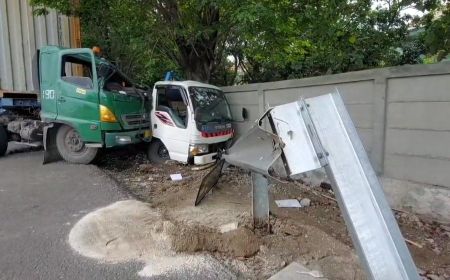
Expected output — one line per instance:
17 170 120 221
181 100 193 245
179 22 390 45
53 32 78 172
305 93 419 280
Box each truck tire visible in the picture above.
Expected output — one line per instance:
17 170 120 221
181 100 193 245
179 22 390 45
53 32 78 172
56 125 98 164
147 140 170 164
0 126 8 157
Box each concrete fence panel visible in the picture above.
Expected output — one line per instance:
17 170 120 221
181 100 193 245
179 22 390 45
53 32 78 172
384 73 450 189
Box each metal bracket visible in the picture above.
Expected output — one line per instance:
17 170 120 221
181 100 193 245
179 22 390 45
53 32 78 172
222 121 283 177
297 99 329 167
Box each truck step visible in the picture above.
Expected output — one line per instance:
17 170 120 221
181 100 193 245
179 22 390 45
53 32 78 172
10 141 42 147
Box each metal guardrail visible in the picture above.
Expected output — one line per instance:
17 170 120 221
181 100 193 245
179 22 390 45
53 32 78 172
199 92 420 280
305 93 419 279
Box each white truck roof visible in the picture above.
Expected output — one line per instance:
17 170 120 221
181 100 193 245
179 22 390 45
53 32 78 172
154 80 221 91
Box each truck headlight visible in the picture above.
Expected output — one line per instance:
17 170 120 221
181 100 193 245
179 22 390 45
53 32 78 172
189 144 209 156
100 105 117 123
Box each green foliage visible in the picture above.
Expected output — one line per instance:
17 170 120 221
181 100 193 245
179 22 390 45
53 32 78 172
30 0 73 15
29 0 448 86
30 0 178 86
234 0 443 83
422 2 450 59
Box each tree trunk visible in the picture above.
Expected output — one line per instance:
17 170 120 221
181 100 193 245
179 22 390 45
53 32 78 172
155 2 220 83
179 46 214 83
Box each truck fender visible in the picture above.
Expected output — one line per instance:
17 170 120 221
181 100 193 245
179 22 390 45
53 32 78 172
43 123 62 164
0 125 8 157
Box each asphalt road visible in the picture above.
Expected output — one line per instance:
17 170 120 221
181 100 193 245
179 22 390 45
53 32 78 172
0 147 141 280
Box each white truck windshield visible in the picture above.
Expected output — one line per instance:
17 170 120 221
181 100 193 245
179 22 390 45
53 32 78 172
189 87 232 123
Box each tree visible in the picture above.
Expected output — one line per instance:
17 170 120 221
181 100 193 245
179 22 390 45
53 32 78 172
30 0 445 86
232 0 443 83
30 0 178 85
141 0 242 82
422 2 450 61
31 0 245 83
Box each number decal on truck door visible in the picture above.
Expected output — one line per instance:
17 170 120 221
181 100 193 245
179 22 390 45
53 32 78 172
42 90 55 100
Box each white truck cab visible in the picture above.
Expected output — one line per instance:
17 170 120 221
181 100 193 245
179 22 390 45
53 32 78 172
148 80 233 165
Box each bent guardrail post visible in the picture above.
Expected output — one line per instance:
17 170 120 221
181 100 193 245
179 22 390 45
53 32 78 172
305 93 419 280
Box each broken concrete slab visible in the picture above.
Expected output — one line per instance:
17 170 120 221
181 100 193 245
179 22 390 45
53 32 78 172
275 199 301 208
219 222 239 233
268 262 328 280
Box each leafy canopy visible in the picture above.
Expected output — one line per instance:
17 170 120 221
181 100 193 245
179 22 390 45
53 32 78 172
30 0 446 85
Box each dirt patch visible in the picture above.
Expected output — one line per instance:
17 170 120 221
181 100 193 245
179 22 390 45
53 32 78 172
68 199 262 278
68 200 168 262
269 181 450 278
223 228 261 257
166 222 260 258
68 199 239 279
138 254 236 279
98 148 450 279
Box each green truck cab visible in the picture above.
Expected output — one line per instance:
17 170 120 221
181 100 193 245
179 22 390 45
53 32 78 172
39 46 151 164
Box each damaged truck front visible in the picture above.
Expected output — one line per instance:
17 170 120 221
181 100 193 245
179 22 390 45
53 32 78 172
0 46 152 163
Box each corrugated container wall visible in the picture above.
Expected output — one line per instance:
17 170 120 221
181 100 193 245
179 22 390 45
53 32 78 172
0 0 79 92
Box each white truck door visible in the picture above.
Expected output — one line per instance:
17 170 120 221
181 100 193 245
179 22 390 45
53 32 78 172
151 85 190 163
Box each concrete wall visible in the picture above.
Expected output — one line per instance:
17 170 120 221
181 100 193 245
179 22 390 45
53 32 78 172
222 62 450 223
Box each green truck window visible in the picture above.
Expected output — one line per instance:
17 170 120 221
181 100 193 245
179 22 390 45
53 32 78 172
61 54 94 89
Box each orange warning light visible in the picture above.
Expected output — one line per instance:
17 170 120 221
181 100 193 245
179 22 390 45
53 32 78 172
92 46 102 55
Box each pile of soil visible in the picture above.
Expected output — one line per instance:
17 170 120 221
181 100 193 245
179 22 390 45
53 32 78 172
98 147 450 279
68 199 241 279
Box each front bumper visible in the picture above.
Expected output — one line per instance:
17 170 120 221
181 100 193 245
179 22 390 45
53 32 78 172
104 129 151 148
194 152 218 165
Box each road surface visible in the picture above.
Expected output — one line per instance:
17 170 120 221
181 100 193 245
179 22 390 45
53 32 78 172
0 148 141 280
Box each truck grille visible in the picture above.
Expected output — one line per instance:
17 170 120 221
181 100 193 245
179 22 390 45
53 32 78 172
124 114 143 120
121 113 150 127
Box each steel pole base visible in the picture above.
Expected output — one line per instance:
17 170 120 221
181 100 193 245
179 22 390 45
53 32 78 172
251 172 270 230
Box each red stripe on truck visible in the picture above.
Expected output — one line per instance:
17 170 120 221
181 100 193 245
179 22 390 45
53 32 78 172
201 129 234 138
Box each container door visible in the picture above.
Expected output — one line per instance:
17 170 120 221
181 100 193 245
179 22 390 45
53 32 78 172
151 85 190 162
56 49 102 143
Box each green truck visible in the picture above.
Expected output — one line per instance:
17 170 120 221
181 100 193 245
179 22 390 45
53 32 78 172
0 46 152 163
1 46 235 165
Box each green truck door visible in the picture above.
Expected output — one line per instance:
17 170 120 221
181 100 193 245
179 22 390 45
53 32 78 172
56 49 102 143
39 50 59 120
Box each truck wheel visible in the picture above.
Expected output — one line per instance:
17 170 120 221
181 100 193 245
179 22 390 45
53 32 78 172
147 140 170 164
0 126 8 157
56 125 98 164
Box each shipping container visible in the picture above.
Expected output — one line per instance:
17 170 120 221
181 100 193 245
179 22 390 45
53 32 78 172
0 0 80 93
